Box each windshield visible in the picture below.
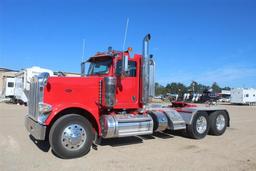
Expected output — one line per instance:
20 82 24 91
87 59 112 75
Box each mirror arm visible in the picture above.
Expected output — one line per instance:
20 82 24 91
121 54 129 76
81 61 86 77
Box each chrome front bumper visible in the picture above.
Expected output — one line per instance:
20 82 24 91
25 115 46 140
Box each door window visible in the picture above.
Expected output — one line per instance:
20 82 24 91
8 82 14 87
116 60 137 77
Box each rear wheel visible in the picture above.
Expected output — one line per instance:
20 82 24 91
49 114 93 159
209 111 228 136
186 111 209 139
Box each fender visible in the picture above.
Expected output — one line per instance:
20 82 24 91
177 107 230 126
44 102 101 134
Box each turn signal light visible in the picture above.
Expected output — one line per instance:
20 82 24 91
127 47 132 51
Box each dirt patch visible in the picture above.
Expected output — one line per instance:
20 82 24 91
0 103 256 171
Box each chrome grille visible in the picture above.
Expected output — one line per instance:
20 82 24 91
28 77 39 120
27 72 50 121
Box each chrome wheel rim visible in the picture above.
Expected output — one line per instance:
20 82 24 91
61 124 86 150
196 116 207 134
216 115 225 131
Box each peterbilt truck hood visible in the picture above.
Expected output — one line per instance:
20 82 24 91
43 76 102 109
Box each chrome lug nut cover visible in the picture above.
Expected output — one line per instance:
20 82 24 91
196 116 207 134
216 114 225 131
61 124 86 150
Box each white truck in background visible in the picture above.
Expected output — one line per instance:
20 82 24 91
2 77 15 98
230 88 256 106
14 66 54 105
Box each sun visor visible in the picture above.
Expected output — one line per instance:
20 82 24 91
87 55 113 62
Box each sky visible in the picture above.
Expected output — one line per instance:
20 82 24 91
0 0 256 88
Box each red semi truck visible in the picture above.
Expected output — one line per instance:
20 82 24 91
25 34 230 159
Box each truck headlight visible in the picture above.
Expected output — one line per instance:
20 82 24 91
38 102 52 124
38 102 52 113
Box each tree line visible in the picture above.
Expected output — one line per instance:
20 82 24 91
155 81 231 96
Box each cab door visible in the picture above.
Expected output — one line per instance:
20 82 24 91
114 60 140 109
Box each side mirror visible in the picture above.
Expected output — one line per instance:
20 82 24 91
121 55 129 76
81 62 86 76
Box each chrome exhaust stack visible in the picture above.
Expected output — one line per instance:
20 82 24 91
141 34 155 104
143 34 151 58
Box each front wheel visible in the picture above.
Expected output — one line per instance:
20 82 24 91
186 111 209 139
209 111 228 136
49 114 93 159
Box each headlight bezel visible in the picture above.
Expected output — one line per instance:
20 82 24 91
37 102 52 124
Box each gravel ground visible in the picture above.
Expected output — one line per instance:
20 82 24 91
0 103 256 171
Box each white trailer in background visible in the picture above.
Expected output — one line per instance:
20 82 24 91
2 77 15 98
14 66 54 105
230 88 256 106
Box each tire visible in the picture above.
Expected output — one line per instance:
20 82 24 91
49 114 93 159
18 100 23 105
209 111 228 136
186 111 209 139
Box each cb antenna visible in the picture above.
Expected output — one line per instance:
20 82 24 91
82 39 86 62
122 18 129 53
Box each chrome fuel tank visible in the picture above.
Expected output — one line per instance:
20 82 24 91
100 114 153 138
